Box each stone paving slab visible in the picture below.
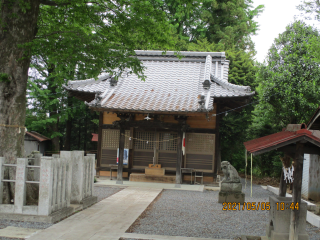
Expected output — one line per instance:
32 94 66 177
0 226 41 239
95 178 204 192
121 232 232 240
29 187 162 240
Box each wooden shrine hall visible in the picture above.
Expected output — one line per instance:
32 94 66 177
65 50 254 185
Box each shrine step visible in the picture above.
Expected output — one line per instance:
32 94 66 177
129 173 175 183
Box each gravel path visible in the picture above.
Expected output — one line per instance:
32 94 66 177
127 180 320 240
93 185 124 202
0 186 123 240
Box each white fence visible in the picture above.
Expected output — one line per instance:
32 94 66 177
0 151 95 216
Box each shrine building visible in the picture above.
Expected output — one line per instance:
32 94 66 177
64 50 254 184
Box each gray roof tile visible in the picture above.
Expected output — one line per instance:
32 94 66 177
64 51 254 112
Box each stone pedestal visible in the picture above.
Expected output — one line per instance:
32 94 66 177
221 182 242 192
145 167 165 176
218 191 245 204
266 196 309 240
218 182 244 204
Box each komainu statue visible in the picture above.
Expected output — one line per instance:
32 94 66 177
221 161 241 183
218 161 245 204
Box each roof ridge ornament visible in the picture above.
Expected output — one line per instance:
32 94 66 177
202 80 211 90
204 55 212 83
211 74 253 93
110 77 117 86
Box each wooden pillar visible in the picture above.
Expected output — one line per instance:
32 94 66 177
279 153 289 197
116 125 125 184
279 169 287 197
175 129 183 187
289 142 304 240
96 112 103 176
214 103 220 177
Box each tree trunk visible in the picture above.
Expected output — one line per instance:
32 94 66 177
84 110 87 151
64 118 72 150
78 119 81 150
64 96 73 150
47 65 59 153
0 1 40 203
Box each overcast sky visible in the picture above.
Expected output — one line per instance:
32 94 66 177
251 0 319 63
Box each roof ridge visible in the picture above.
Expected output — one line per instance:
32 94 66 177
134 50 226 58
65 73 111 90
211 75 252 93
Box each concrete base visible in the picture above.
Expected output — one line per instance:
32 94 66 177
269 230 309 240
129 173 175 183
266 196 309 240
81 196 98 209
218 191 245 204
0 206 74 223
241 235 261 240
0 196 97 224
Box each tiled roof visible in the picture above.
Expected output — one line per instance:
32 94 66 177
244 124 320 156
64 50 254 113
26 131 51 142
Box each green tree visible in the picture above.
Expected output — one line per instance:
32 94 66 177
297 0 320 61
0 0 175 203
199 0 264 51
247 21 320 177
254 21 320 126
159 0 263 51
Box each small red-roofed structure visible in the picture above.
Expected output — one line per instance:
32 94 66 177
244 124 320 156
24 131 51 156
244 109 320 240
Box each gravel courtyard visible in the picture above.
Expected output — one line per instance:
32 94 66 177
127 181 320 240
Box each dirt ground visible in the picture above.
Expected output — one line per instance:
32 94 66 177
238 173 280 187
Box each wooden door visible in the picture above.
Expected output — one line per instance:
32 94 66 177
157 132 178 170
132 131 155 168
185 133 215 172
100 129 130 167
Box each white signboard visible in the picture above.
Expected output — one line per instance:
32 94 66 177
117 148 129 165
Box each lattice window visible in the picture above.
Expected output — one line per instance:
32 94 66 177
159 133 177 151
186 133 215 153
134 131 155 150
101 129 130 149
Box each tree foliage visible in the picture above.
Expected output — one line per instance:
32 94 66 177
199 0 264 50
297 0 320 61
254 21 320 126
246 21 320 177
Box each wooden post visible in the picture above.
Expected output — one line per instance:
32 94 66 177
214 103 220 177
96 112 103 176
117 125 125 184
289 142 304 240
175 129 183 187
153 128 157 165
279 167 287 197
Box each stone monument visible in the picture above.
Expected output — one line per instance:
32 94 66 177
218 161 245 204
